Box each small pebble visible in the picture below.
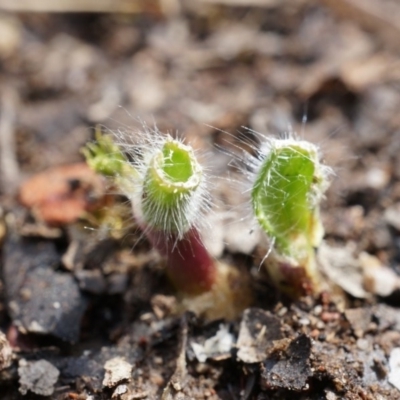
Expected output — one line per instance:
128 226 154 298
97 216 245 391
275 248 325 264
313 305 323 316
356 338 369 351
277 307 288 317
316 320 325 330
18 359 59 396
298 318 310 326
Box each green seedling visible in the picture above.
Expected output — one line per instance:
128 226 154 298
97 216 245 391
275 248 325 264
81 127 137 195
130 135 216 295
250 137 331 297
81 127 127 177
83 128 216 295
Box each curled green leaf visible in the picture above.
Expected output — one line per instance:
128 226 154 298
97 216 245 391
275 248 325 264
251 138 331 296
139 137 206 238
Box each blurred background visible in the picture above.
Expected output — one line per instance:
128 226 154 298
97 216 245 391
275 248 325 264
0 0 400 251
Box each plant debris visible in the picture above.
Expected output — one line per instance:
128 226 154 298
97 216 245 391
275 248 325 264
0 331 12 371
19 163 105 226
103 357 133 388
236 308 283 364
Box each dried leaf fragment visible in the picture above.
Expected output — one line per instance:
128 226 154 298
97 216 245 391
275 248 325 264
19 162 105 225
237 308 283 363
0 331 12 370
103 357 133 388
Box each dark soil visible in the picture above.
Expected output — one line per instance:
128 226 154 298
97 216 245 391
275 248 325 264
1 1 400 399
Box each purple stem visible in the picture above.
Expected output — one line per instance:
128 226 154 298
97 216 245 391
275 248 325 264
145 226 216 294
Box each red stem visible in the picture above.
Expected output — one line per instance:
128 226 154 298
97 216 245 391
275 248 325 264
145 227 216 294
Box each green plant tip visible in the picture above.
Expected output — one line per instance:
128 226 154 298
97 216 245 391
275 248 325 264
250 138 331 295
142 138 203 235
147 138 201 195
161 141 194 183
252 140 328 259
253 144 314 254
82 130 126 177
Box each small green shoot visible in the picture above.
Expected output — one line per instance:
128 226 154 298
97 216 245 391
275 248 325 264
82 127 137 194
84 128 216 295
131 135 215 294
81 127 127 177
251 137 331 296
140 137 204 236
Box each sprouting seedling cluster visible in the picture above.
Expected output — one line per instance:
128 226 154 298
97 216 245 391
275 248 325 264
85 127 215 295
83 126 331 301
250 136 332 296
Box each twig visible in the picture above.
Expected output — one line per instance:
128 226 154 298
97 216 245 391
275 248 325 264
162 313 190 399
0 86 19 194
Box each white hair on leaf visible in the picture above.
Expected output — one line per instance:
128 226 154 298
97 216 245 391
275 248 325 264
111 122 211 241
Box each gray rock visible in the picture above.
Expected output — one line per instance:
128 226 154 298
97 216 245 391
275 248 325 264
2 235 87 342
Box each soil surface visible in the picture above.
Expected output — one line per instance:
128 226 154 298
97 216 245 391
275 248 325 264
1 1 400 399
